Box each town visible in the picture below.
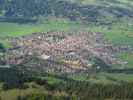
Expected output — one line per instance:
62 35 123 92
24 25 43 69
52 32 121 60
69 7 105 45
3 31 128 74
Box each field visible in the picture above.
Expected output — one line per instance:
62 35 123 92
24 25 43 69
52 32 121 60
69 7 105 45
68 72 133 84
0 19 133 45
88 22 133 46
119 53 133 68
97 72 133 82
0 18 84 37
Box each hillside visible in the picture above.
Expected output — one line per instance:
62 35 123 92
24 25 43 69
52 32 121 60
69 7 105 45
0 0 133 99
0 0 133 23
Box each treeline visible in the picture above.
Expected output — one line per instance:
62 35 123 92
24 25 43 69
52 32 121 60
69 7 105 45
0 43 5 52
16 93 75 100
0 67 27 90
0 17 37 23
0 43 6 65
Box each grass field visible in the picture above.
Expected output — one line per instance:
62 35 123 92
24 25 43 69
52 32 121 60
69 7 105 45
119 53 133 68
0 21 132 45
98 72 133 82
0 18 85 37
88 22 133 46
69 72 133 83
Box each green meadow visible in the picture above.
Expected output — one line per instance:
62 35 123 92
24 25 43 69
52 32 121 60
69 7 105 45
0 20 133 45
88 23 133 46
119 53 133 68
97 72 133 82
0 19 83 37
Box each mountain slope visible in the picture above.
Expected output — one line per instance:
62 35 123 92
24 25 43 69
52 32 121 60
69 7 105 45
0 0 133 24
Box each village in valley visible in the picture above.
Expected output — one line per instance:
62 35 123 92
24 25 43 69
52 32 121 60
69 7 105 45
2 31 131 74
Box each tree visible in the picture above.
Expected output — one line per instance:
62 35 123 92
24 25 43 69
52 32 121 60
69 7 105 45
90 57 111 72
0 43 5 52
0 96 2 100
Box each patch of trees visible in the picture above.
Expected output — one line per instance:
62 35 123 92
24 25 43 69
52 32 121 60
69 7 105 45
0 56 6 65
17 93 74 100
0 43 5 52
0 17 37 23
90 57 111 72
0 43 6 65
0 67 28 90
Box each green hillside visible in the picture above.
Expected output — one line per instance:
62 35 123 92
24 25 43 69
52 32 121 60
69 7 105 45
0 1 133 99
